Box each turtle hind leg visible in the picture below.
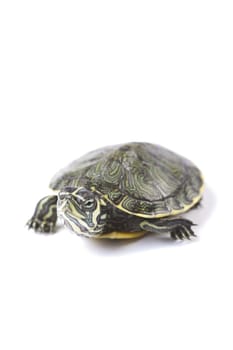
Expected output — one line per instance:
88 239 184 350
27 195 58 233
140 217 196 240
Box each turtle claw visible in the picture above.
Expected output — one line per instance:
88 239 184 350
27 217 56 233
170 224 196 241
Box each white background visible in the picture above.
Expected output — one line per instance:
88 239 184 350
0 1 232 349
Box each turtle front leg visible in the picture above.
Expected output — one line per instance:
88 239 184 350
140 217 196 240
27 195 58 233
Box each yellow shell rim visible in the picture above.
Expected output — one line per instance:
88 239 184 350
101 174 205 219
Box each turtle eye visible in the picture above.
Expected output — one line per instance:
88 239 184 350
84 199 95 209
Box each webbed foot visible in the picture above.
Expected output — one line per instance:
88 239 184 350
170 221 196 240
27 195 58 233
140 218 197 241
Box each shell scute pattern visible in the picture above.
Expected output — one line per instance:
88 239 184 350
50 142 203 218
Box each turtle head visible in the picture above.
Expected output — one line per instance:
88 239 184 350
57 187 107 237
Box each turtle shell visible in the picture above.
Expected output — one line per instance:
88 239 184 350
50 142 204 218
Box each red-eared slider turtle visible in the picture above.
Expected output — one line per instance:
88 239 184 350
27 142 204 240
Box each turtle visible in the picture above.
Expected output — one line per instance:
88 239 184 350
27 142 204 240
